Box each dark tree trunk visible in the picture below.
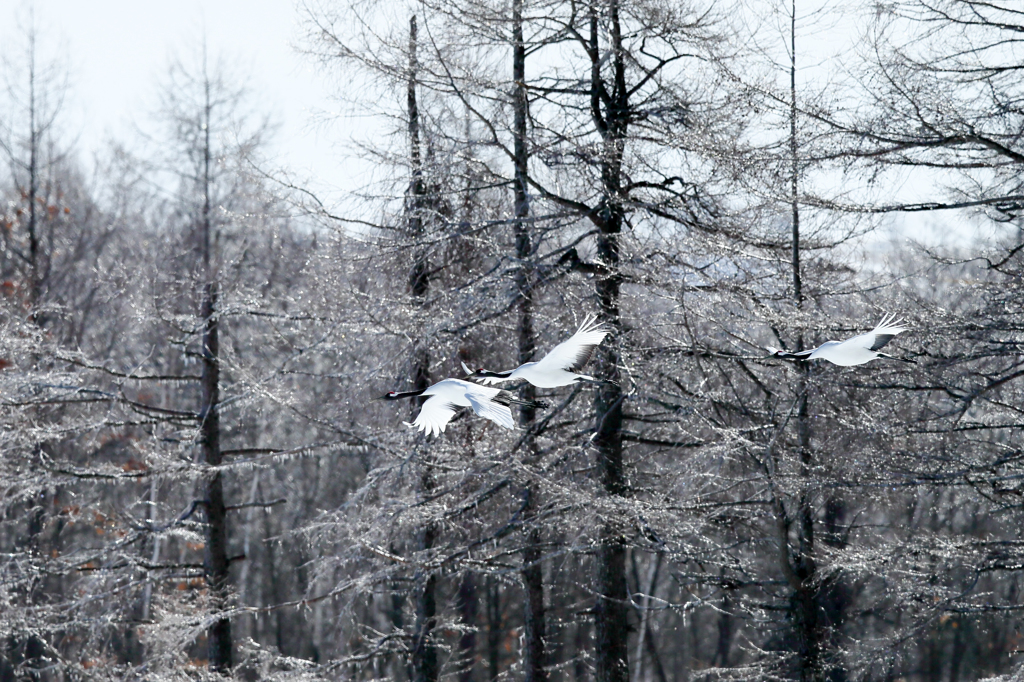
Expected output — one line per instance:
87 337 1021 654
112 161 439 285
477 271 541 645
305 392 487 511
261 490 287 655
408 15 427 297
588 2 629 681
787 6 831 678
198 66 232 673
715 582 733 666
573 612 589 682
791 371 823 682
512 2 547 681
26 34 41 310
9 38 51 680
643 629 668 682
413 513 438 682
20 47 48 677
522 522 547 682
458 573 478 682
201 281 232 673
512 0 536 433
390 578 410 681
789 0 801 310
486 576 502 681
949 620 966 682
407 16 437 682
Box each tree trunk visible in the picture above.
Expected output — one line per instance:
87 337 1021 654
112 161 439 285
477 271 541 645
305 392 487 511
407 16 437 682
573 611 589 682
27 30 41 311
522 521 547 682
512 2 548 680
199 66 232 673
631 552 660 682
712 564 733 668
389 565 409 681
791 369 823 682
201 281 232 673
787 6 830 678
458 572 478 682
486 576 502 681
589 2 629 681
413 510 438 682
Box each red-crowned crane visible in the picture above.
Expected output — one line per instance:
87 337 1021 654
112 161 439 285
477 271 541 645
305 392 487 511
462 314 611 388
766 313 913 366
378 378 548 437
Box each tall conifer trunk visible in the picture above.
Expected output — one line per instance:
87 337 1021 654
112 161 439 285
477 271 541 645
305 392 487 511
512 1 547 680
26 32 40 311
457 572 478 682
589 2 628 681
407 16 437 682
785 5 829 678
486 577 502 681
197 68 232 674
16 30 49 681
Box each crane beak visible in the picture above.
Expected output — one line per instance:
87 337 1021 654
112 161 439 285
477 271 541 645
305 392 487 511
460 360 475 379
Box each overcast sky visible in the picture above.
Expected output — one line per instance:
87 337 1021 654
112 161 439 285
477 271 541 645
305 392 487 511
1 0 356 200
2 0 967 246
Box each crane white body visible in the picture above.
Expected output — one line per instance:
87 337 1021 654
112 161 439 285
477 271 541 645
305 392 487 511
766 314 910 366
465 314 610 388
380 378 546 437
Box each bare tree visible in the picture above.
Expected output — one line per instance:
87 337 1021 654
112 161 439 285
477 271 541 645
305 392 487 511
0 15 69 314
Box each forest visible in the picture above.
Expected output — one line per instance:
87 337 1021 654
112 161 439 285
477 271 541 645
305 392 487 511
1 0 1023 680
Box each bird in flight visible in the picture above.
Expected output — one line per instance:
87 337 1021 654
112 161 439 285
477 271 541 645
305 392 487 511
378 378 548 437
462 314 611 388
766 313 912 366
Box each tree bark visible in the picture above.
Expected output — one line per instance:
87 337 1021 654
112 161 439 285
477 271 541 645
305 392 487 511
458 572 478 682
589 2 629 681
486 576 502 681
198 64 232 673
522 517 547 682
201 280 232 674
413 511 438 682
26 28 41 310
786 6 825 679
407 16 437 682
512 2 548 681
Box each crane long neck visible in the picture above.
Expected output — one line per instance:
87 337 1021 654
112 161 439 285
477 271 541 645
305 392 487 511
388 388 428 400
478 369 514 379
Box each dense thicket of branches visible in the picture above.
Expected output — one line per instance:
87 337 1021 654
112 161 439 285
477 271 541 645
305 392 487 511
1 1 1022 681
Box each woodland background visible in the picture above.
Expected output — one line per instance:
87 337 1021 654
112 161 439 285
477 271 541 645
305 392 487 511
1 0 1023 680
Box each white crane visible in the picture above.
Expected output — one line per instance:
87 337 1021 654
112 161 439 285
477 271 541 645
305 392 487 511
766 313 913 366
462 314 611 388
378 378 548 437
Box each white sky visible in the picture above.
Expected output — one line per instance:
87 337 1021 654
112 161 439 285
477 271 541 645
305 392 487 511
2 0 355 202
1 0 963 245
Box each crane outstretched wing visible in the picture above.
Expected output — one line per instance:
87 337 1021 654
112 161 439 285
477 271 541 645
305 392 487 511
863 313 907 351
535 314 610 374
404 395 460 437
466 390 515 430
868 334 897 351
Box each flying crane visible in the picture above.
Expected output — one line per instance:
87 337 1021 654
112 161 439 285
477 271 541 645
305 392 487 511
378 378 549 437
766 313 913 366
462 314 611 388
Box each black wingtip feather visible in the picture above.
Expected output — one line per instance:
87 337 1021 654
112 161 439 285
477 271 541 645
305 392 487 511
568 343 600 373
869 333 897 352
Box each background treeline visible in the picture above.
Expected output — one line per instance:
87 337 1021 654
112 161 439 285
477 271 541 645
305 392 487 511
1 0 1022 680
